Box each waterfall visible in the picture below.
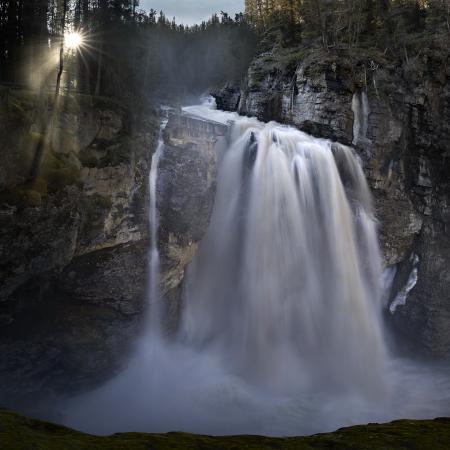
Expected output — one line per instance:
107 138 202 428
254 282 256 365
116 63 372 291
148 114 168 332
182 117 387 396
62 101 450 437
352 90 370 145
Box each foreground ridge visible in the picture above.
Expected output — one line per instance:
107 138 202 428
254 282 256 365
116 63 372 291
1 408 450 450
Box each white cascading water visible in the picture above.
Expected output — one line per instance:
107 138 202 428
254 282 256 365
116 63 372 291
62 99 450 436
147 112 168 332
148 142 163 329
181 116 386 397
352 90 370 145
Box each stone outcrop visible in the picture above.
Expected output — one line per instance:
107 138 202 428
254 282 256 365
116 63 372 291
157 112 227 331
213 82 242 113
214 46 450 358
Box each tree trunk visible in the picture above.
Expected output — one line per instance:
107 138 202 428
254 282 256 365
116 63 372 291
54 0 67 98
95 44 103 96
55 43 64 98
314 0 327 49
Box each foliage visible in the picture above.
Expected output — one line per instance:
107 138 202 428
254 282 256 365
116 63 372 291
1 408 450 450
246 0 450 62
79 136 132 168
0 2 258 105
0 186 43 208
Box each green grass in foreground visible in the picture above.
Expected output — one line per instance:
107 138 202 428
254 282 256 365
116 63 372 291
1 408 449 450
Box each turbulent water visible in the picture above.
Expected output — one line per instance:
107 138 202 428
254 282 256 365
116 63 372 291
183 114 387 396
62 100 450 436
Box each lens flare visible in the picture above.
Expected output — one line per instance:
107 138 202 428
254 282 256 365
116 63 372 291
65 32 83 49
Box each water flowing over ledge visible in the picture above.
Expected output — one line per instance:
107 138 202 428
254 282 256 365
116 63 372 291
60 100 450 437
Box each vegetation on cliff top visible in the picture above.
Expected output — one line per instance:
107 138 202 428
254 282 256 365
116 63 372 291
1 408 450 450
0 1 257 104
244 1 449 93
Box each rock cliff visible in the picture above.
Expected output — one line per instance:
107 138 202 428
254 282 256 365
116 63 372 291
0 89 158 403
157 112 227 331
0 92 226 408
213 45 450 358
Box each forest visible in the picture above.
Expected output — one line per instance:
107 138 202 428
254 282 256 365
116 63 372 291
246 0 450 54
0 1 257 105
1 1 448 107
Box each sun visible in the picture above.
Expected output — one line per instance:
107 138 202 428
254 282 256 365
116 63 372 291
65 32 83 50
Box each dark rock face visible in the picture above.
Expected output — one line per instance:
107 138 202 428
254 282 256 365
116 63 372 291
0 91 158 401
0 95 225 403
0 244 147 402
0 191 81 309
212 82 241 112
157 112 225 331
237 56 355 142
158 143 217 244
215 48 450 359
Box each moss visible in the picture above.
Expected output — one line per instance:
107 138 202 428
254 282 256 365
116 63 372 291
35 145 82 192
79 147 101 168
0 408 449 450
44 168 81 191
25 176 48 196
0 86 127 129
0 187 42 209
0 174 50 209
100 137 132 167
76 93 125 113
81 194 113 232
2 88 39 124
79 136 132 169
276 47 310 72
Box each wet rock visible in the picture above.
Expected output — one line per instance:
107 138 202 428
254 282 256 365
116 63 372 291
0 93 158 398
157 112 222 330
217 47 450 358
212 82 241 112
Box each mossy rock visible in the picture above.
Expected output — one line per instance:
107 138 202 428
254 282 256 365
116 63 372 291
24 177 48 196
2 88 39 124
44 168 81 191
0 173 51 209
0 408 450 450
78 147 102 168
79 136 132 169
81 194 113 233
0 187 42 209
37 147 82 192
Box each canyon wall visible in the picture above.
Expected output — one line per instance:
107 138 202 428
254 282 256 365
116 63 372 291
0 90 158 402
214 47 450 358
0 91 224 406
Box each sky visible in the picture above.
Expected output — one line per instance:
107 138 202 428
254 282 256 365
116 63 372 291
140 0 245 25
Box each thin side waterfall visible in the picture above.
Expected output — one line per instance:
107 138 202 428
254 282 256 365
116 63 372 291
148 115 168 333
62 101 450 437
352 90 370 145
